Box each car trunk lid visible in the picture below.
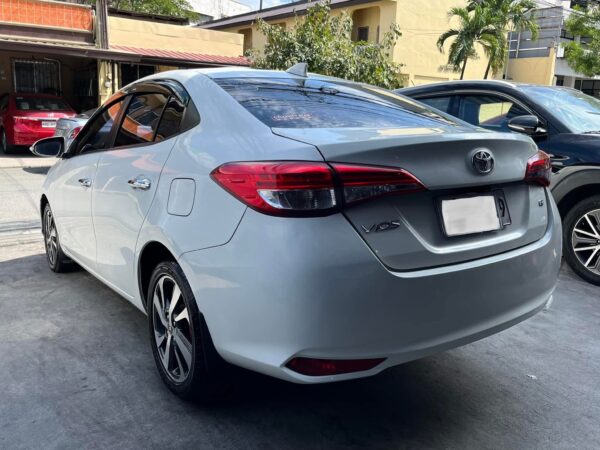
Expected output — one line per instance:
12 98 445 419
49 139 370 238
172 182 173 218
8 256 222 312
273 127 549 270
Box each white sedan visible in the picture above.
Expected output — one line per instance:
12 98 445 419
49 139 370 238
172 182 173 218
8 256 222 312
31 67 561 401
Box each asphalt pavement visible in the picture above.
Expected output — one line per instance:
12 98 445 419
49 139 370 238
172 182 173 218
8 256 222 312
0 157 599 449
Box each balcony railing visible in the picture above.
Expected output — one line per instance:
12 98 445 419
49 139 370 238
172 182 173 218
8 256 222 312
0 0 93 32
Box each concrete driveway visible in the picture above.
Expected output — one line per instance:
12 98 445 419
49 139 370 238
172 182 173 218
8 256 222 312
1 238 599 449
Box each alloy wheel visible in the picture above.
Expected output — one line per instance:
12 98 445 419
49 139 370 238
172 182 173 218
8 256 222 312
571 208 600 275
44 208 58 266
152 274 194 383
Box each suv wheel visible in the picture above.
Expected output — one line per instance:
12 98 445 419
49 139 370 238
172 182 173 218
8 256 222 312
148 261 230 401
563 195 600 286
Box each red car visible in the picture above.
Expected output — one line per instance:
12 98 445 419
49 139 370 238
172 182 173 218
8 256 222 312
0 93 76 154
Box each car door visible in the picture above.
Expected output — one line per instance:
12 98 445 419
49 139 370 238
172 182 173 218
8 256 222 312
91 88 184 298
49 97 126 269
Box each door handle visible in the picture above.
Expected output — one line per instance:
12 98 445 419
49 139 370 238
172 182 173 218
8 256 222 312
78 177 92 188
128 176 151 190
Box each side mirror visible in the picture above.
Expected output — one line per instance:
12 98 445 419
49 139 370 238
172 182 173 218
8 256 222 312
30 136 64 158
508 115 547 136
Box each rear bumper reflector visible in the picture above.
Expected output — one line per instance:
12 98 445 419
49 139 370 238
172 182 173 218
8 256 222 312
285 357 385 376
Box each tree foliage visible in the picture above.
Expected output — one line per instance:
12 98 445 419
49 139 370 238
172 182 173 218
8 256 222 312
564 5 600 77
89 0 197 19
439 0 538 79
247 1 403 89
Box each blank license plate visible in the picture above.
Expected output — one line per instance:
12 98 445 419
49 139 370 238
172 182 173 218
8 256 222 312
41 121 56 128
441 195 501 237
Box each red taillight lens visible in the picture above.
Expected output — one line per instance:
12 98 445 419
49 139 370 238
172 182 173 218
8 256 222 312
210 162 337 216
286 357 385 376
331 163 425 204
525 150 552 187
211 161 425 217
69 126 82 139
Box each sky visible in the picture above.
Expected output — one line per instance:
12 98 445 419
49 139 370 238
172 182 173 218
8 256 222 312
235 0 293 10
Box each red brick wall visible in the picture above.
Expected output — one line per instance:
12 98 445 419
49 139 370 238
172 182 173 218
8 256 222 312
0 0 93 31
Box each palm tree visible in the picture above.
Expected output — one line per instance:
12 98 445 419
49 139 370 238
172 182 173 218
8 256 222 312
437 5 498 79
468 0 539 78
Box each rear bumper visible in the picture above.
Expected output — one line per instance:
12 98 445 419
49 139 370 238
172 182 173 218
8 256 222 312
12 127 55 146
179 193 562 383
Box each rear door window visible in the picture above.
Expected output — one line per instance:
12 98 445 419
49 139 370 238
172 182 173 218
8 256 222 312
215 78 458 129
456 94 529 131
114 93 168 148
155 96 185 142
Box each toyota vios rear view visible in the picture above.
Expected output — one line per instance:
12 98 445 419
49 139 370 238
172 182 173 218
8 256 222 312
32 68 561 400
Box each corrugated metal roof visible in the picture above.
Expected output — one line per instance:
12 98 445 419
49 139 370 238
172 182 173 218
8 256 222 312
111 45 249 66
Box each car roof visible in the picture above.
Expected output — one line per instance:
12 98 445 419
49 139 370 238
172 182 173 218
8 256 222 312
142 66 357 86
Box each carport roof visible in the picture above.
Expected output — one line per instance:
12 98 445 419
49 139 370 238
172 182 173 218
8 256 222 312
0 38 249 67
111 45 249 66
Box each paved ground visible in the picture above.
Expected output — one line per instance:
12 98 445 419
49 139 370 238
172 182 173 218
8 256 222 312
1 156 599 449
0 237 599 449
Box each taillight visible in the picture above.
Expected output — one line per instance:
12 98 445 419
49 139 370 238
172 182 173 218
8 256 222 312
211 162 337 216
331 163 425 204
525 150 551 187
286 357 385 376
68 126 82 139
210 161 425 217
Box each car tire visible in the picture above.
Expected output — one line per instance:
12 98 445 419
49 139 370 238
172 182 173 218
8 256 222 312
0 128 12 155
42 203 73 273
563 195 600 286
148 261 230 402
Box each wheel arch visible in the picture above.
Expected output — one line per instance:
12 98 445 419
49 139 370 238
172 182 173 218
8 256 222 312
556 183 600 218
40 194 49 221
138 240 177 312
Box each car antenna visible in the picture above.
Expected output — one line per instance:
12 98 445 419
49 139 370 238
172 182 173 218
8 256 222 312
286 62 308 77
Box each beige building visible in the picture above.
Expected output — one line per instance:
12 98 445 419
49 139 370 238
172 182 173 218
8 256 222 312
200 0 491 87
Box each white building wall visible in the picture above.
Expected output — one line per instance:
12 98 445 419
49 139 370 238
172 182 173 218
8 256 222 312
188 0 250 20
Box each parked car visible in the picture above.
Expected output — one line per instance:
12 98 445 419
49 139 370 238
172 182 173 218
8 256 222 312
0 93 75 154
400 81 600 285
31 68 561 401
53 108 95 151
551 165 600 285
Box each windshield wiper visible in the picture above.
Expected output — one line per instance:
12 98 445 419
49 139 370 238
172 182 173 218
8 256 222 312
582 130 600 134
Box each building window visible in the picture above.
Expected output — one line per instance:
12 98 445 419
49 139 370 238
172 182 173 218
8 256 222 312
579 79 600 98
555 76 564 86
575 79 582 90
357 26 369 42
120 64 155 88
13 59 61 95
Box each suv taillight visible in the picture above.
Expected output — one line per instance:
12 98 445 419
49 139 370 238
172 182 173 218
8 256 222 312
525 150 552 187
210 161 425 217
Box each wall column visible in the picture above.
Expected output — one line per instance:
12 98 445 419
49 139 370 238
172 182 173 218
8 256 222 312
97 59 115 105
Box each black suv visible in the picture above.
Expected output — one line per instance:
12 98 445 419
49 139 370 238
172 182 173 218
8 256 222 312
400 81 600 285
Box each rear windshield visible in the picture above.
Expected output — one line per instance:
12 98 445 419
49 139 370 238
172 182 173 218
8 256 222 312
214 77 459 129
15 97 71 112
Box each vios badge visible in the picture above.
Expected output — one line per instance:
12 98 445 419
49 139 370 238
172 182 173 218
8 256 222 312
472 149 494 174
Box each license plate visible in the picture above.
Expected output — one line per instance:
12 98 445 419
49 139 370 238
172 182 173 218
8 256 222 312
41 121 56 128
440 195 501 237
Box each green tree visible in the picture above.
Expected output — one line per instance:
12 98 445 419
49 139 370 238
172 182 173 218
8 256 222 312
437 5 498 79
88 0 197 20
468 0 539 78
247 1 403 89
564 5 600 77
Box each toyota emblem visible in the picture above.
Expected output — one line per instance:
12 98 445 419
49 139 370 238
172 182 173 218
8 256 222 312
472 149 494 174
